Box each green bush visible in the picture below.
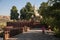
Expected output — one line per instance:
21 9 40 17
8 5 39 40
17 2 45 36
54 27 60 37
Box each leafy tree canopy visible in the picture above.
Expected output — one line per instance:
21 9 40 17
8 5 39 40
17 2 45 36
20 2 34 20
38 0 60 28
10 6 19 20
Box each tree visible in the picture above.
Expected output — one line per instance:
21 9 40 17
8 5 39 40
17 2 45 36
38 2 49 24
10 6 19 20
38 2 48 15
39 0 60 37
38 1 58 28
48 0 60 6
25 2 33 12
20 7 27 19
20 2 34 20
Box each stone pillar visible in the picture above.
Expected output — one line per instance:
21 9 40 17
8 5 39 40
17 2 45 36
22 27 25 32
27 27 30 31
48 26 51 32
24 26 27 32
4 31 9 40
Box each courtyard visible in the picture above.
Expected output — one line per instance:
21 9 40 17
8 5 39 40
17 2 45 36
7 28 60 40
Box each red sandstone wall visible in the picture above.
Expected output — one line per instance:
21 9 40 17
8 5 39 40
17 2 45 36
7 22 33 27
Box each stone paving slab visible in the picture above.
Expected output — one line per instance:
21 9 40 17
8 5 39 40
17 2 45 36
0 38 3 40
13 30 60 40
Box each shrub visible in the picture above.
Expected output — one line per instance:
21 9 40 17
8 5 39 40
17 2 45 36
54 27 60 37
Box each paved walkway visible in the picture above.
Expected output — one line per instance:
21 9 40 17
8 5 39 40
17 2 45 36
0 38 3 40
12 29 60 40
